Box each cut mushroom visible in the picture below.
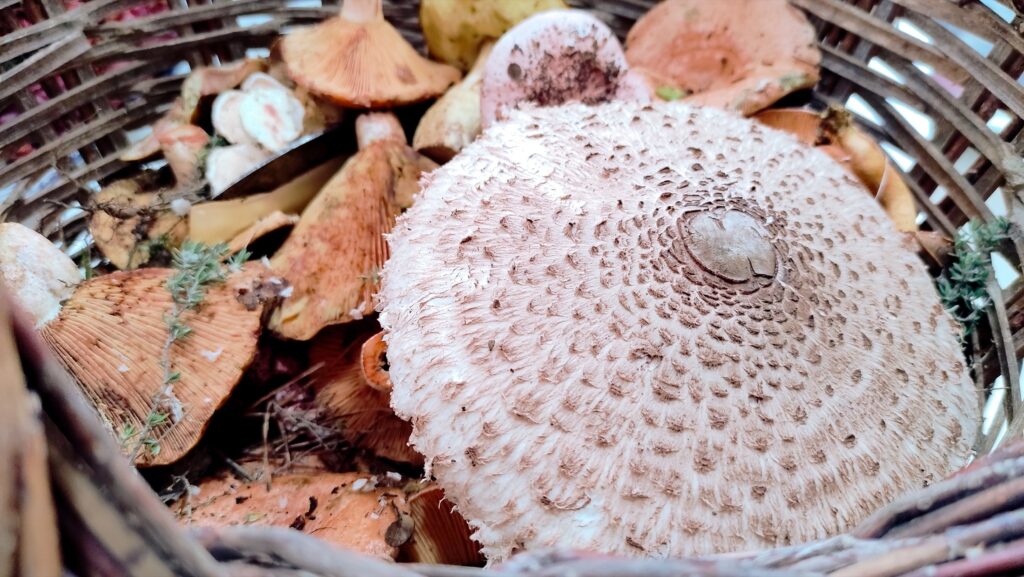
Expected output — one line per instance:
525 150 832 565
413 42 492 163
241 71 289 93
280 0 460 108
179 471 410 559
378 101 978 560
189 157 345 245
308 325 421 465
158 124 210 186
624 0 821 116
239 87 305 152
268 113 437 340
480 9 646 128
399 484 483 565
89 178 187 270
419 0 567 71
205 143 274 198
212 91 255 145
40 266 271 466
755 107 918 232
0 223 80 328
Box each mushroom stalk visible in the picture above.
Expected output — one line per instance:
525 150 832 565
341 0 382 23
356 112 405 149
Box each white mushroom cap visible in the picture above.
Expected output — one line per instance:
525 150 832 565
379 101 978 561
480 9 644 128
0 223 80 327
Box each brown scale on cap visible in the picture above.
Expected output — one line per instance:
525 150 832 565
379 102 978 561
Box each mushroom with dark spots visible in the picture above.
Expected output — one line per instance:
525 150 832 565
379 101 977 561
480 9 649 128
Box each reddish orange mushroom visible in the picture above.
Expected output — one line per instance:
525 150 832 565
625 0 820 115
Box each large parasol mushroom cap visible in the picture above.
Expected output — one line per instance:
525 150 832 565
280 0 461 108
480 9 644 128
41 265 271 466
307 325 421 465
180 471 410 559
268 113 437 340
625 0 821 116
379 101 978 561
0 223 80 328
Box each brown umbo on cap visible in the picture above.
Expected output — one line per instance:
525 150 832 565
379 101 977 561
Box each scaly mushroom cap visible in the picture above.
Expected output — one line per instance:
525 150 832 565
0 223 80 328
379 102 978 560
308 326 421 465
280 0 460 108
41 266 268 466
625 0 821 115
480 10 643 128
269 119 437 340
181 471 409 559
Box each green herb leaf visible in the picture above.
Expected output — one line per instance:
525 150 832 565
656 86 689 101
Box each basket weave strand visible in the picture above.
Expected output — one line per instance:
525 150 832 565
2 0 1024 575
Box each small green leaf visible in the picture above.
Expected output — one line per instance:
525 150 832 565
656 86 688 101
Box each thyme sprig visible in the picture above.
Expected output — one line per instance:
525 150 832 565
937 217 1011 337
126 241 249 463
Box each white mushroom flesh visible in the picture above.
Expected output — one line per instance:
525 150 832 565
239 87 305 152
205 143 273 197
0 223 81 327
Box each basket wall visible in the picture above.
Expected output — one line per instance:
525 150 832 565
1 0 1023 453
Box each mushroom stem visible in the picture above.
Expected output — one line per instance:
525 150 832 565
340 0 382 23
356 112 405 149
361 331 392 393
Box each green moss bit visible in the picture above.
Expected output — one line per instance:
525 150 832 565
127 241 247 463
936 217 1011 337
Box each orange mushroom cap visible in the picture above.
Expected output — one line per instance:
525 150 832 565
41 265 271 466
625 0 821 116
180 471 410 559
280 0 461 108
268 114 437 340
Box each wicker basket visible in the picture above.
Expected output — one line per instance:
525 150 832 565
3 0 1024 575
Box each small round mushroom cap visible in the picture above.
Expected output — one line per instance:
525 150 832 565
0 223 80 328
379 101 978 560
280 0 461 108
625 0 821 115
480 9 644 128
